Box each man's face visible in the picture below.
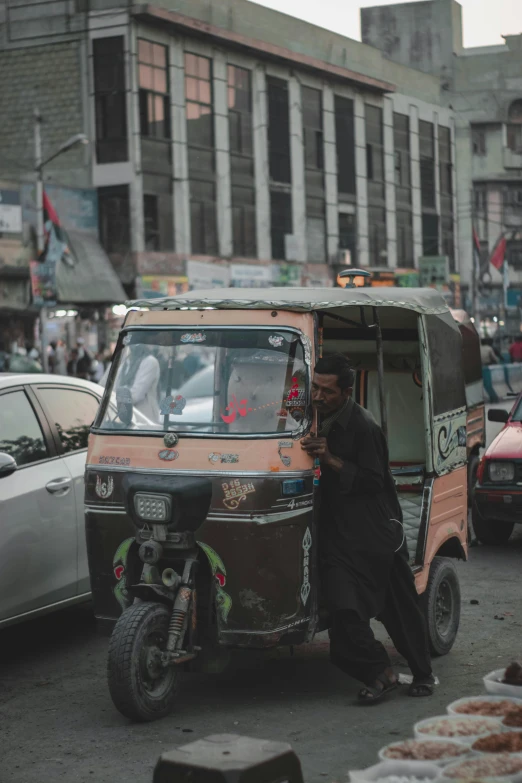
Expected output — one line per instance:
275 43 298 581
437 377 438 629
312 373 351 415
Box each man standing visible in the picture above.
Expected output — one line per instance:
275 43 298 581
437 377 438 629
301 353 434 704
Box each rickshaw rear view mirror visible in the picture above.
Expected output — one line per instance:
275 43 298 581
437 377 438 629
116 386 133 426
0 452 17 479
488 408 509 424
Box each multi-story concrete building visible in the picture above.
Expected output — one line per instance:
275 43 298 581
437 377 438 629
362 0 522 318
0 0 457 301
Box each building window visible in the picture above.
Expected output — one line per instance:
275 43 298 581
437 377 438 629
144 194 160 251
472 126 487 156
303 86 323 171
98 185 130 255
232 186 256 258
270 190 292 261
365 104 385 207
368 206 387 266
228 65 256 258
267 77 291 184
422 213 439 257
507 100 522 152
138 39 170 139
303 86 325 262
419 120 436 209
189 180 218 256
335 95 356 198
185 53 217 256
393 113 411 204
228 65 253 156
439 126 454 269
338 212 357 266
93 36 128 164
397 210 414 268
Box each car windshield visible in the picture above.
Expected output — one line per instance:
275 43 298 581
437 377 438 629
510 397 522 422
95 328 309 436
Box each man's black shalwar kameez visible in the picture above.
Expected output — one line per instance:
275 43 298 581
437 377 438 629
319 397 432 686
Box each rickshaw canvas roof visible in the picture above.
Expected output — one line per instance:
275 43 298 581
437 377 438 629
130 286 451 318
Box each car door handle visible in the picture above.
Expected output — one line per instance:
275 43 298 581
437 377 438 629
45 477 72 494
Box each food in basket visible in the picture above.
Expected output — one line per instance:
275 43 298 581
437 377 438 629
371 777 436 783
472 731 522 753
444 755 522 779
383 740 468 762
503 661 522 686
453 699 521 717
417 717 500 738
503 705 522 728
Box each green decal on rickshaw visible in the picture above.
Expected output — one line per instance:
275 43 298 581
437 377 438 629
197 541 232 623
112 537 134 610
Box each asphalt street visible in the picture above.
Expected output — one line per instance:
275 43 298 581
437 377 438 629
1 402 521 783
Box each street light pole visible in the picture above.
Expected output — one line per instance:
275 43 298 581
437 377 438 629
33 110 88 373
34 108 49 372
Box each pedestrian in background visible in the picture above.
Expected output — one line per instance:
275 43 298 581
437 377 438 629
480 338 499 366
509 335 522 363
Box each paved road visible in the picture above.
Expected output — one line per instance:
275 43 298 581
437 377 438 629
2 406 521 783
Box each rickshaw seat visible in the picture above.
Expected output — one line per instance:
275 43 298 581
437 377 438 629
397 491 423 563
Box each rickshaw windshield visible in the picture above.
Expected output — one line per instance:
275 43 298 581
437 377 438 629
95 327 310 436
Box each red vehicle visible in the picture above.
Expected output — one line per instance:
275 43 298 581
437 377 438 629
473 396 522 544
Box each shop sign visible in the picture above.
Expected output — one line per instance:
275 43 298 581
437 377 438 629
187 260 230 290
275 263 302 287
138 275 189 298
0 189 22 234
230 264 272 288
21 183 98 236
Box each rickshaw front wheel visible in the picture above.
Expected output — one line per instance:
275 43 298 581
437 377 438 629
108 602 180 722
422 557 461 658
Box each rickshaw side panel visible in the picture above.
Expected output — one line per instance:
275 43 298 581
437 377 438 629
467 404 485 455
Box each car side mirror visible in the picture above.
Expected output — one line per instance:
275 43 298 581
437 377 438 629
0 452 17 478
488 409 509 424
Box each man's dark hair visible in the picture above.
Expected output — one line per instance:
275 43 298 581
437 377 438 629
314 353 355 390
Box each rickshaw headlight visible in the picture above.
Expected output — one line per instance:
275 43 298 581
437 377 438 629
134 492 171 522
488 461 515 483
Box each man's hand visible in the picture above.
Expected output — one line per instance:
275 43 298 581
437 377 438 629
301 433 344 472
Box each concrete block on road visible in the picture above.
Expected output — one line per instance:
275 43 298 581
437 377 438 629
153 733 304 783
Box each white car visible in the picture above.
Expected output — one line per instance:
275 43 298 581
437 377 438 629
0 374 105 628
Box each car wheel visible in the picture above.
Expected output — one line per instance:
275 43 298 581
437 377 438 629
471 503 514 545
107 602 180 722
422 557 461 657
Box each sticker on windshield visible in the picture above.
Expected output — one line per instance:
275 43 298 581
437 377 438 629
180 332 206 344
286 377 305 407
158 449 179 461
160 395 186 415
222 479 255 510
269 335 284 348
122 334 132 346
221 395 253 425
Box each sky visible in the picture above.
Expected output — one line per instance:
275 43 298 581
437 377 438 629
250 0 522 49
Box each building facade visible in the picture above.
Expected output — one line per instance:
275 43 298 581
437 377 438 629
362 0 522 317
0 0 457 297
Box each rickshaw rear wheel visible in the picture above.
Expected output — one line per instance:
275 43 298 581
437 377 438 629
108 602 180 722
422 557 460 657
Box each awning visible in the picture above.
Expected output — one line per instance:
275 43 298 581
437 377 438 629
56 230 126 305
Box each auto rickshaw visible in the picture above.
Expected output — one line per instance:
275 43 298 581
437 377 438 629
449 309 485 503
85 282 468 722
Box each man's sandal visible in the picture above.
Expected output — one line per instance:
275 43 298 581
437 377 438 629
357 672 398 705
408 676 436 697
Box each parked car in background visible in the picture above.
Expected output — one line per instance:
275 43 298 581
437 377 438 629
0 374 104 628
473 393 522 544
